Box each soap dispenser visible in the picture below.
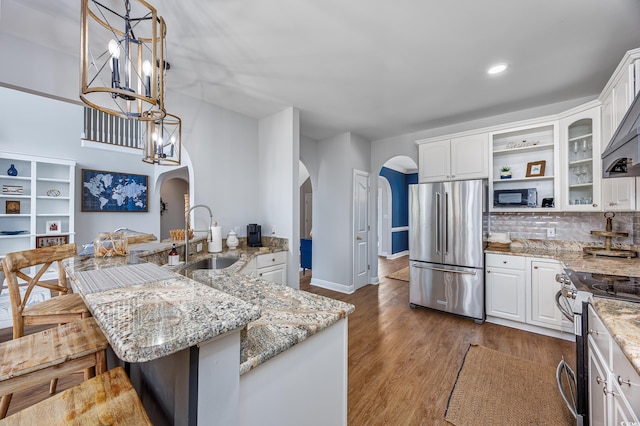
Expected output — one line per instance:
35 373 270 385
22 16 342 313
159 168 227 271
168 243 180 266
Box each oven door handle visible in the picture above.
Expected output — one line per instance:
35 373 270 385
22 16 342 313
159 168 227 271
555 290 575 322
556 358 577 419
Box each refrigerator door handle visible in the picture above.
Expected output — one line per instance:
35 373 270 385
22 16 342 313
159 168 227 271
435 192 441 255
412 264 477 276
444 191 449 255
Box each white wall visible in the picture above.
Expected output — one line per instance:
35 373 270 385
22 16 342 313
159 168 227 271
259 108 300 289
311 132 371 293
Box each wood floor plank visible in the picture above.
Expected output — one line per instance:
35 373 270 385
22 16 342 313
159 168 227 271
301 256 575 425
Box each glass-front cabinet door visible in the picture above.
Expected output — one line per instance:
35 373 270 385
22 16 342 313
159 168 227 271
560 105 601 211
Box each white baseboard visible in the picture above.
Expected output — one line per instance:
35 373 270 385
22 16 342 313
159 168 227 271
311 278 354 294
386 251 409 260
485 316 575 342
370 276 379 285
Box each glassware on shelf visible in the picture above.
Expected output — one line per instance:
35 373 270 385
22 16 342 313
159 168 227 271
582 139 589 158
572 167 580 184
572 141 579 160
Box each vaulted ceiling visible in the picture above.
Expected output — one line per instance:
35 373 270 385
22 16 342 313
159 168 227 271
5 0 640 141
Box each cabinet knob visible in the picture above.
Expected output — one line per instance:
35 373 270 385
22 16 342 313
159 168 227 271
596 375 606 387
272 258 276 262
259 273 263 276
609 202 616 206
592 203 598 208
502 261 507 264
451 175 455 178
534 266 538 269
589 329 600 335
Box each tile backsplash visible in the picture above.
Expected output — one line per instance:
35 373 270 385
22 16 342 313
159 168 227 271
489 211 640 247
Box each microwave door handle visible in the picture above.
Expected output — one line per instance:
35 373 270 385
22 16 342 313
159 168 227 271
435 192 441 255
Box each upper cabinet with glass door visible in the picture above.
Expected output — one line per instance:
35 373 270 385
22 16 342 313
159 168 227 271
559 104 601 211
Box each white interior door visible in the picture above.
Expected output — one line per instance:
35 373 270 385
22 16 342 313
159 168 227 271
377 176 391 257
354 170 369 290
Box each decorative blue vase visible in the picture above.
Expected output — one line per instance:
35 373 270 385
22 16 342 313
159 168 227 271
7 164 17 176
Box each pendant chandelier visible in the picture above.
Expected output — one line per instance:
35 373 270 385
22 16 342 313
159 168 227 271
143 110 182 165
80 0 182 165
80 0 166 120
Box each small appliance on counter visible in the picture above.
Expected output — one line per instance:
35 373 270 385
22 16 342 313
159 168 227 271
247 224 262 247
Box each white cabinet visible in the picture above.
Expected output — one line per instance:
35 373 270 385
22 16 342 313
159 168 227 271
587 305 639 425
417 134 488 183
485 254 526 322
601 178 636 211
485 254 567 336
489 122 560 211
241 251 288 285
559 105 601 211
528 260 563 329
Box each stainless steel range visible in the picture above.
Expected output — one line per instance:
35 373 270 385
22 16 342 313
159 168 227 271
555 268 640 425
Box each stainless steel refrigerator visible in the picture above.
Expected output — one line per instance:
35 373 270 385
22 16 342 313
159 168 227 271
408 180 486 322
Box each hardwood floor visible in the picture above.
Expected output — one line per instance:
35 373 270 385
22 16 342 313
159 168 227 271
1 257 575 423
301 256 576 425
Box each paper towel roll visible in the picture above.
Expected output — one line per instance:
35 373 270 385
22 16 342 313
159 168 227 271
208 226 222 253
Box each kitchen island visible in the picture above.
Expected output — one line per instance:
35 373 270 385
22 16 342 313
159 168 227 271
63 240 354 426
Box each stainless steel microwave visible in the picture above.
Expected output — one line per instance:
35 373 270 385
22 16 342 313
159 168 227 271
493 188 537 207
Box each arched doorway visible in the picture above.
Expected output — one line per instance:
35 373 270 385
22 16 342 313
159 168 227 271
378 156 418 259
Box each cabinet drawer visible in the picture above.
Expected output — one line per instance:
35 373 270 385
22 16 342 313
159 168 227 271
485 253 525 270
588 305 611 366
256 251 287 268
612 339 640 408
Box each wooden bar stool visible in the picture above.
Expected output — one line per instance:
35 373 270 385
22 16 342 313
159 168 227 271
2 243 90 340
0 367 150 425
0 317 108 419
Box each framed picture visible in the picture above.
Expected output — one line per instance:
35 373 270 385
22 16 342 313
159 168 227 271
45 220 62 234
5 200 20 214
36 234 68 248
526 160 546 177
82 169 148 212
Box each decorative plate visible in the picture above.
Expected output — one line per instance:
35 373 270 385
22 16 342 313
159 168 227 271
0 230 28 235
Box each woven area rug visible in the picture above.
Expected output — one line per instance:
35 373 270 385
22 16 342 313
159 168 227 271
386 267 409 282
444 344 574 426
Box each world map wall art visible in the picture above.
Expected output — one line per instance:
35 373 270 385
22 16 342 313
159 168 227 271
82 169 148 212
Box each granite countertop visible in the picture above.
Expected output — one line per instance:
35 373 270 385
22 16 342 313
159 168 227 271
64 254 261 363
485 241 640 376
190 268 355 375
63 240 354 373
591 298 640 375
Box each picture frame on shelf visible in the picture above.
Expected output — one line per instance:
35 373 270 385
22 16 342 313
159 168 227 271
5 200 20 214
45 220 62 234
81 169 148 212
36 234 68 248
526 160 546 177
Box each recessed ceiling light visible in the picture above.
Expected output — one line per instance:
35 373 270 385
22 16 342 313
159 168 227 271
487 63 508 75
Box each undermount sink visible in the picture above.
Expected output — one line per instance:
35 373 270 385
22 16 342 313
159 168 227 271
182 256 240 272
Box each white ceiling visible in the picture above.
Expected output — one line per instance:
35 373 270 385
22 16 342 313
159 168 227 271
5 0 640 142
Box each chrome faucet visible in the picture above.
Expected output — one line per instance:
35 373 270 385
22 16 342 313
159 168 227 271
185 204 213 264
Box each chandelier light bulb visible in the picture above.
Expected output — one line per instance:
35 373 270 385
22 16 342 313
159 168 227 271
142 60 152 76
152 132 158 142
108 39 120 59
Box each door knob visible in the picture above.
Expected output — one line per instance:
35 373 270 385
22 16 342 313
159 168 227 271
356 236 362 241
